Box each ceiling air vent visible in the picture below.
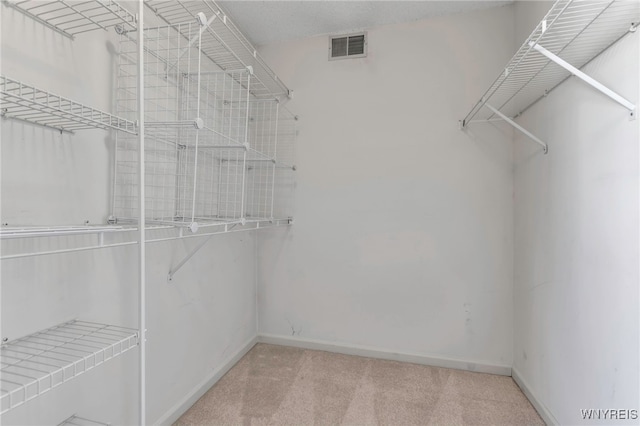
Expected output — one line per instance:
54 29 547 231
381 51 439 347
329 32 367 60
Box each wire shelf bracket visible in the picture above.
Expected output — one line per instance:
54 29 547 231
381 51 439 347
58 415 111 426
530 41 636 119
167 234 215 282
460 0 640 153
166 223 232 282
0 320 138 414
485 102 548 154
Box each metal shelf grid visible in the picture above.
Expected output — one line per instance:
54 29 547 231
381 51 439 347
462 0 640 124
145 0 290 99
58 415 110 426
0 320 138 414
244 102 297 220
1 76 138 134
244 99 277 219
272 107 297 220
113 22 255 229
2 0 136 39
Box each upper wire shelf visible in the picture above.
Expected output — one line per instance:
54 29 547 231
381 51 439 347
2 0 136 39
144 0 291 99
1 76 138 134
462 0 639 126
0 320 138 414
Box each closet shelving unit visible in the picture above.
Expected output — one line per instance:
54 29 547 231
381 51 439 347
461 0 639 153
110 0 296 251
1 0 296 424
1 1 297 260
0 0 141 256
1 1 143 423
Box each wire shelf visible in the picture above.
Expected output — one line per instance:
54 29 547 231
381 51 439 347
145 0 290 99
462 0 640 124
1 76 138 134
0 320 138 414
58 415 110 426
0 225 127 239
0 219 292 259
3 0 136 39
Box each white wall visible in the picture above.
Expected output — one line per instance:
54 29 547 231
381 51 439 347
257 5 516 369
0 4 257 424
512 2 639 424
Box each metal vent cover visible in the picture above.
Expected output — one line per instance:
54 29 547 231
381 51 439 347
329 32 367 60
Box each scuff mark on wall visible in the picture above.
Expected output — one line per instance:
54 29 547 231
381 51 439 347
285 316 303 336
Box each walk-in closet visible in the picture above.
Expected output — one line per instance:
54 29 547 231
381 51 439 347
1 0 638 424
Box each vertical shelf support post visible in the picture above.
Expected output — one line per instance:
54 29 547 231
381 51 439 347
137 2 146 425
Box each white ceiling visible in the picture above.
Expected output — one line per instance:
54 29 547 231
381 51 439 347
217 1 513 46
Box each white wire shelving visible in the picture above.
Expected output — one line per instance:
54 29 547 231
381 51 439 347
1 1 147 424
1 76 138 134
2 0 136 39
1 0 297 251
0 219 292 260
58 415 110 426
110 15 297 234
145 0 291 99
0 320 138 414
461 0 639 153
2 0 296 420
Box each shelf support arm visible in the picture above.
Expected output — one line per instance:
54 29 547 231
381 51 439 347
167 235 214 282
167 224 238 282
485 103 548 154
531 43 636 116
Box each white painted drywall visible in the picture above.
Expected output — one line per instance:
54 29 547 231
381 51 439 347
0 4 257 424
256 5 516 369
512 2 639 424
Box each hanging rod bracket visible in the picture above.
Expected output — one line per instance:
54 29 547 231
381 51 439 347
484 103 548 154
530 42 636 116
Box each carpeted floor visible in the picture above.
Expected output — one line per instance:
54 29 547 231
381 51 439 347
175 343 544 425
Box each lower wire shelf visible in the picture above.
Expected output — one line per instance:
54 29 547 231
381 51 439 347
0 320 139 414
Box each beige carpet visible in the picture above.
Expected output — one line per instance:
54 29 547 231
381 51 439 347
175 343 544 425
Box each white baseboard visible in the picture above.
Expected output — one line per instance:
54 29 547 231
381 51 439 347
155 335 258 426
512 367 557 425
258 333 511 376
